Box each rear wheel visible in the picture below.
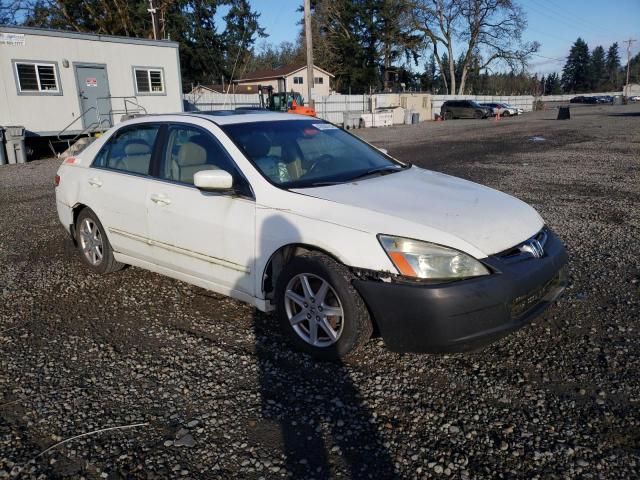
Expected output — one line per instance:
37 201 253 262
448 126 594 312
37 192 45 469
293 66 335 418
76 208 124 274
443 111 453 120
276 252 373 361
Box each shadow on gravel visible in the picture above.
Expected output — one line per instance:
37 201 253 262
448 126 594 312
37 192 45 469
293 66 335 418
249 214 398 479
252 310 398 479
607 112 640 117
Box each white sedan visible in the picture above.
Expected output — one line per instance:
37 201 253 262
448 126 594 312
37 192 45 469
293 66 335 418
55 111 567 360
501 103 524 115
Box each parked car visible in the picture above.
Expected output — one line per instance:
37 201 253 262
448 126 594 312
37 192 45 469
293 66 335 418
570 96 598 104
595 95 613 103
500 103 523 115
627 95 640 102
440 100 491 120
479 103 512 117
55 111 568 360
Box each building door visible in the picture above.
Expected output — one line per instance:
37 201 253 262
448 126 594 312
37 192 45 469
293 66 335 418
75 65 112 130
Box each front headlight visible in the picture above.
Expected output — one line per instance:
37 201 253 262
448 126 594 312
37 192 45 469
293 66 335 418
378 235 490 280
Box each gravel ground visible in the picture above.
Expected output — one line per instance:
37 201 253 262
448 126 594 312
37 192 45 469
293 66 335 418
1 103 639 479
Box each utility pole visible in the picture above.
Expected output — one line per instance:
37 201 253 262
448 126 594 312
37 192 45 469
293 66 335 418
148 0 160 40
623 38 637 94
304 0 314 107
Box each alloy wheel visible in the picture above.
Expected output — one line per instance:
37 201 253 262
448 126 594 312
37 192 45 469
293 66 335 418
284 273 344 347
79 218 104 266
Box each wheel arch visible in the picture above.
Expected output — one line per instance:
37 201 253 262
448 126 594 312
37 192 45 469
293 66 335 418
69 202 90 245
261 242 346 300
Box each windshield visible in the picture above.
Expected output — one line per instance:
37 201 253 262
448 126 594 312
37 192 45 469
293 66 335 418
222 120 406 188
469 101 482 108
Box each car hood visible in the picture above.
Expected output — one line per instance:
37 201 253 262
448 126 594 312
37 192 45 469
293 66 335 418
291 166 543 257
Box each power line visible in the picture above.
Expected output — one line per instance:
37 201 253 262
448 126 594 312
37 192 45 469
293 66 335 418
526 0 617 41
534 0 618 38
531 53 565 62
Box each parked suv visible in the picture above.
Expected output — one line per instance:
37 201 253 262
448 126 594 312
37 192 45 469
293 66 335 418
440 100 491 120
55 112 567 360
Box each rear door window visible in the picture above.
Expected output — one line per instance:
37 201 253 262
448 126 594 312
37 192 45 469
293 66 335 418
93 124 160 175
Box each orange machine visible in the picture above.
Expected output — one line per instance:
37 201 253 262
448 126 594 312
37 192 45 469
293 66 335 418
258 85 316 117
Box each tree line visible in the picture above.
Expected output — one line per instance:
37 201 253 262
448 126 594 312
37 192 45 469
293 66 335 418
2 1 638 95
559 38 639 94
1 0 540 94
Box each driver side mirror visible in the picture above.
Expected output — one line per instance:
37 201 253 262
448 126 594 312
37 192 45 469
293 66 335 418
194 169 234 191
378 147 389 155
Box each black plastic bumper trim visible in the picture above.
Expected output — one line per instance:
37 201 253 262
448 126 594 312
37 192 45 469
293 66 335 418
353 230 568 353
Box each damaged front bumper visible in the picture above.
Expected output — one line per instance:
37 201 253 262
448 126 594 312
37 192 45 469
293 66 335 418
353 229 568 353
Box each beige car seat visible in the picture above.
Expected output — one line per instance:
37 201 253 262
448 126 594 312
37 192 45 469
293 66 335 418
115 140 152 174
171 135 222 184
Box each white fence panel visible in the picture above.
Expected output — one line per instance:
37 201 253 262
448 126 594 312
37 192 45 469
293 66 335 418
184 92 261 111
538 91 622 102
312 94 369 124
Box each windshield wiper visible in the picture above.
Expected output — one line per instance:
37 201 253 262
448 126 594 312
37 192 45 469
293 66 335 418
301 164 410 188
347 165 406 182
306 180 344 187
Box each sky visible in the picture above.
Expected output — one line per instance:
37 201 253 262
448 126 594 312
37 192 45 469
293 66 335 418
244 0 640 75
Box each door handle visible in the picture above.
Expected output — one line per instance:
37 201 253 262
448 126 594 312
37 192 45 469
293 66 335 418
88 177 102 187
150 193 171 205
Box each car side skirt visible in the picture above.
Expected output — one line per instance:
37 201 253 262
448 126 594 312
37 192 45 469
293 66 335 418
114 252 270 312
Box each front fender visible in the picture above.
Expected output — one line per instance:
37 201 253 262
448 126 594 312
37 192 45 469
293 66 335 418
254 208 396 300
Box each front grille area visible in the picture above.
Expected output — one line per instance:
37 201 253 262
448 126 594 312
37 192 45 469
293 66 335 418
500 228 549 261
510 272 559 319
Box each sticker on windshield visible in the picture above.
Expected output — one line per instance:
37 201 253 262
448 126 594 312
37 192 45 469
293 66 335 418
312 123 338 130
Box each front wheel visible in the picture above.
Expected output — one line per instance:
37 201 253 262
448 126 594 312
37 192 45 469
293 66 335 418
443 111 453 120
275 252 373 361
474 110 483 119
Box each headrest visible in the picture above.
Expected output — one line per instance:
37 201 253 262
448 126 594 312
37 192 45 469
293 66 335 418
243 133 271 159
124 141 151 156
178 140 207 167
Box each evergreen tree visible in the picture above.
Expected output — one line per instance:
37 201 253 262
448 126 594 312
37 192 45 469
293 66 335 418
628 52 640 84
590 45 606 91
545 72 562 94
440 52 450 93
419 54 438 92
540 74 546 95
606 42 621 90
561 38 591 93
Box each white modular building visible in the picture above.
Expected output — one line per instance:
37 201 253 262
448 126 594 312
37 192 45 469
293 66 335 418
0 26 182 140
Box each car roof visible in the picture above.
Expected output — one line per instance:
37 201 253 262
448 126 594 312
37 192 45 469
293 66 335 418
122 110 315 126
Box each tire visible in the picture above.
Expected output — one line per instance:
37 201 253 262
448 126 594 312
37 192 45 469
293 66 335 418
474 110 483 119
275 252 373 361
443 111 453 120
501 111 510 117
75 208 125 274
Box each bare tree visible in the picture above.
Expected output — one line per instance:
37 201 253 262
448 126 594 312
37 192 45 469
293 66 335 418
413 0 539 94
413 0 461 94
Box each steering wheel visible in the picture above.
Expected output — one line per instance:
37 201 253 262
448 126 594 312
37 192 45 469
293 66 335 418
305 154 337 177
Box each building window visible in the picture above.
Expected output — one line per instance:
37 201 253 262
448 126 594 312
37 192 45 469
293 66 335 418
15 62 60 93
314 77 324 85
293 76 303 85
134 67 165 94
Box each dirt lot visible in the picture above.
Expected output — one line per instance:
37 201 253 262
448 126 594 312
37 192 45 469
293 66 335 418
1 104 639 479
